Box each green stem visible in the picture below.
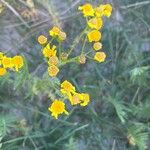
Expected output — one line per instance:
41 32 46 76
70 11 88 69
68 26 88 56
59 56 78 67
50 37 54 43
58 41 62 59
85 49 93 55
81 36 87 54
132 87 140 104
86 55 93 60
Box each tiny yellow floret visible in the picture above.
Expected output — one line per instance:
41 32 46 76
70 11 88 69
2 56 13 68
78 3 94 17
93 42 102 51
38 35 47 45
0 67 7 76
87 17 103 30
42 44 57 58
95 4 112 17
48 56 59 66
61 80 76 95
12 55 24 71
69 92 82 105
49 26 61 37
80 93 90 106
48 65 59 77
48 100 69 119
87 30 101 42
94 52 106 62
68 92 90 106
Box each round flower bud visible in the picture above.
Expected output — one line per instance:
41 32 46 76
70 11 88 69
48 56 59 66
38 35 47 45
93 42 102 51
48 65 59 77
61 52 68 61
78 55 86 64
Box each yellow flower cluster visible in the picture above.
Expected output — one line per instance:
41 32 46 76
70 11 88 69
37 3 112 119
48 80 90 119
38 26 67 77
78 3 112 18
79 3 112 63
0 52 24 76
61 80 90 106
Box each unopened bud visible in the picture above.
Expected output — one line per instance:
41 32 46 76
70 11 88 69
78 55 86 64
61 52 68 61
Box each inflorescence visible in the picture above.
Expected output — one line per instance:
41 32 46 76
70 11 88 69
37 3 112 119
0 3 112 120
0 52 24 76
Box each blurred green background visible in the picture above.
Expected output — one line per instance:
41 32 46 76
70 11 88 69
0 0 150 150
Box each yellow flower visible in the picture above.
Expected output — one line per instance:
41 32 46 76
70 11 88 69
37 35 47 45
42 44 57 58
60 80 76 95
87 17 103 30
49 26 61 37
93 42 102 51
12 55 24 71
95 7 103 17
68 92 82 105
87 30 101 42
95 4 112 17
48 100 69 119
78 3 94 17
68 92 90 106
48 56 59 66
0 67 7 76
49 26 66 41
80 93 90 106
102 4 112 17
2 56 13 68
94 52 106 62
48 65 59 77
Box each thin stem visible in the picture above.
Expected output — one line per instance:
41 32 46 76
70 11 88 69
85 49 93 55
111 140 116 150
1 0 30 28
58 41 62 59
29 137 38 150
59 56 78 67
68 27 88 56
132 87 140 104
81 36 87 54
120 1 150 9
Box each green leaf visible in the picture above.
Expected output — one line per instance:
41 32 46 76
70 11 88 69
65 137 77 150
127 124 149 150
130 66 149 85
108 96 129 123
133 101 150 120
